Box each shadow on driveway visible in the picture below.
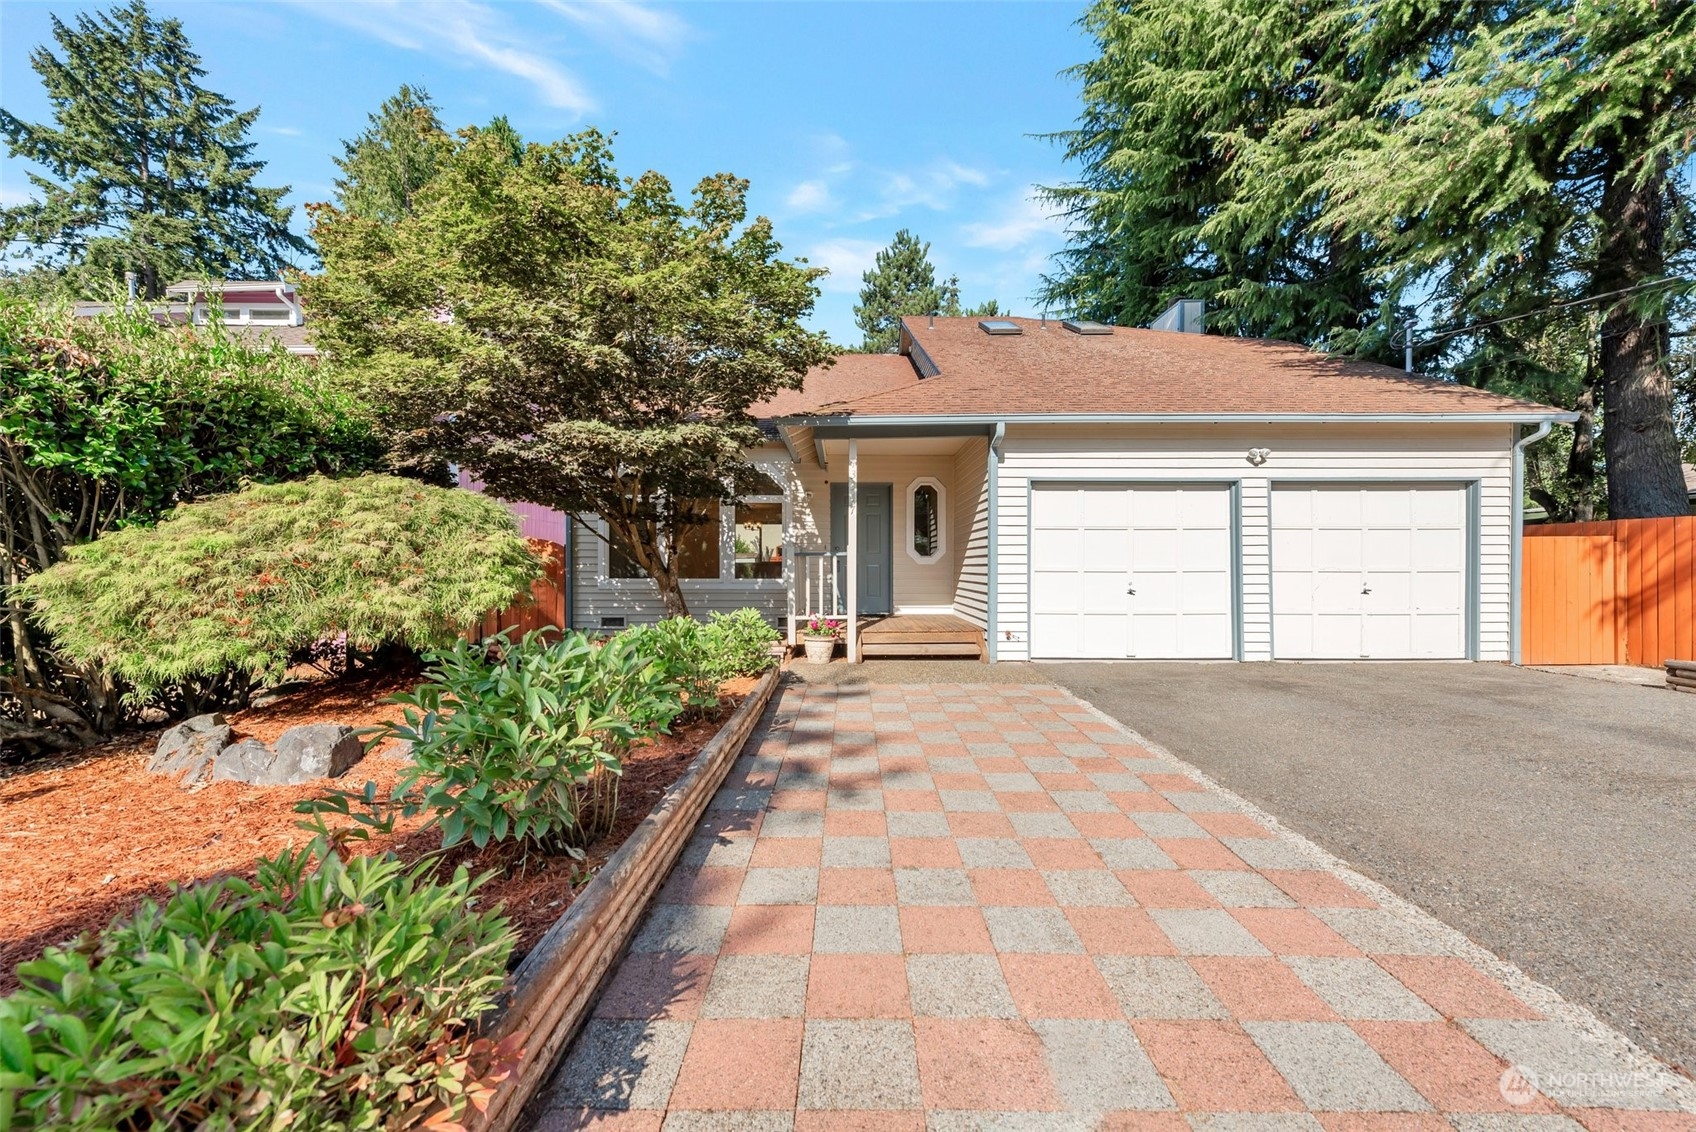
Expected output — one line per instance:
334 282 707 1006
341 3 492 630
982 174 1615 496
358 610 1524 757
1045 661 1696 1077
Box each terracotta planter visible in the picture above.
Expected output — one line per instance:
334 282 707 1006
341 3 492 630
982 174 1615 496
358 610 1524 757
803 636 836 664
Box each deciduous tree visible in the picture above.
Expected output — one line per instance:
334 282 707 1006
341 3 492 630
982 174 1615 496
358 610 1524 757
307 126 835 619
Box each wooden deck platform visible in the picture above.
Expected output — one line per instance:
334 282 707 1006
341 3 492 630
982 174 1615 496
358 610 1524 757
855 613 986 661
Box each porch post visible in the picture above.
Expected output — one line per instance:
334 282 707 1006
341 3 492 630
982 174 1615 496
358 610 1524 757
846 437 859 664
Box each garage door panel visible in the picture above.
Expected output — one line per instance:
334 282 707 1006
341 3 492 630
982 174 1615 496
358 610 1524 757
1181 571 1232 613
1272 484 1468 660
1411 571 1463 609
1080 571 1130 613
1080 487 1129 527
1412 527 1464 570
1032 528 1082 570
1032 483 1235 660
1133 528 1179 569
1313 490 1363 527
1362 528 1412 571
1314 528 1363 570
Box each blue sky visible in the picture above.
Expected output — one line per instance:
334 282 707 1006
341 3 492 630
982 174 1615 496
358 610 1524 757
0 1 1093 345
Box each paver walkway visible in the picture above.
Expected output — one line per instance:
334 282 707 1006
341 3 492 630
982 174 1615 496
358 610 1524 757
534 682 1695 1131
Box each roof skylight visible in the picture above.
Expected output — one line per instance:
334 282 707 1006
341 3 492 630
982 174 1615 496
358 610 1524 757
979 319 1022 335
1061 319 1113 335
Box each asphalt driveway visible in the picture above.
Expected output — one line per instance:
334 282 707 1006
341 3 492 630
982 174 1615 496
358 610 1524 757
1044 662 1696 1077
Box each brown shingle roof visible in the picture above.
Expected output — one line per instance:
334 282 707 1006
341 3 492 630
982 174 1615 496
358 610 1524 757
781 316 1564 419
751 353 918 418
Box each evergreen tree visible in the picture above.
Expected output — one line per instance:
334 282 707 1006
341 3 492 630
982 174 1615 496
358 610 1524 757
333 84 451 222
853 229 997 352
0 1 307 298
1285 0 1696 518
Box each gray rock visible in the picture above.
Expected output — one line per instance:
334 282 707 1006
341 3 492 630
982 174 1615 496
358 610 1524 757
262 723 366 786
211 739 275 784
149 714 233 784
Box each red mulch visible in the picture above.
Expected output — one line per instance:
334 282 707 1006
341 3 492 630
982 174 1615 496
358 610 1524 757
0 672 761 991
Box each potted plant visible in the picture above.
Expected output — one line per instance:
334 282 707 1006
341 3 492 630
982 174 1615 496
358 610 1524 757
801 616 840 664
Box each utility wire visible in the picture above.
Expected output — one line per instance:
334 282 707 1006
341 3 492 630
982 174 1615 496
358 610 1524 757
1403 275 1694 349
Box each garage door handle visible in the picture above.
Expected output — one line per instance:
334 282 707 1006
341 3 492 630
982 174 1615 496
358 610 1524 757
1126 586 1136 595
1361 585 1372 595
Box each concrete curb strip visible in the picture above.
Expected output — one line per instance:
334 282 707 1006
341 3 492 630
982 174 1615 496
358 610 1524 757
1064 690 1696 1115
470 664 784 1132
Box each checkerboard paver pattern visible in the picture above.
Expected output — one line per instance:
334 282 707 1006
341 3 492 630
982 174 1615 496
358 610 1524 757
534 683 1695 1132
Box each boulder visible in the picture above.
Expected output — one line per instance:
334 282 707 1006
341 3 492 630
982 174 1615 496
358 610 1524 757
261 723 366 786
211 739 275 784
149 714 233 784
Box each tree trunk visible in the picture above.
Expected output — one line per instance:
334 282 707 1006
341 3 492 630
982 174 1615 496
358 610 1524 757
657 576 691 620
1595 161 1688 518
1566 378 1598 523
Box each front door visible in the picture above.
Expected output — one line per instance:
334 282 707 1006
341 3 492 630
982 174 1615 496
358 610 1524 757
830 482 893 616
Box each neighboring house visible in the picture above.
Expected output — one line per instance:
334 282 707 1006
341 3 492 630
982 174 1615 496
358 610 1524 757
498 306 1579 664
72 278 317 356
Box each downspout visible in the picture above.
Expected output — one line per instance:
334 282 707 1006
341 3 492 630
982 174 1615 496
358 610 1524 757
562 518 574 633
1509 421 1553 665
987 422 1005 661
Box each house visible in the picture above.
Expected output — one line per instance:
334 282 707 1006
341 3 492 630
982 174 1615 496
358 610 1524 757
518 306 1576 664
72 278 317 356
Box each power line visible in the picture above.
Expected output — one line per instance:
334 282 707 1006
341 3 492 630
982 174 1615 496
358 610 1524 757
1403 275 1694 350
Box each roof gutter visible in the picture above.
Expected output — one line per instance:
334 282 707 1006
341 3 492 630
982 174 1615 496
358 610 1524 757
1509 420 1555 666
987 421 1004 661
783 411 1580 429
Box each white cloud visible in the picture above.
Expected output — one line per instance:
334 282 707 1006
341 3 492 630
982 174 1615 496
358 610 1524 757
785 179 834 213
961 193 1064 251
299 0 596 112
854 161 993 220
263 125 304 137
806 238 883 294
539 0 689 73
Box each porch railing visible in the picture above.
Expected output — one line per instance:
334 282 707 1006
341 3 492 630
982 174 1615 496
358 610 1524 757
792 550 846 622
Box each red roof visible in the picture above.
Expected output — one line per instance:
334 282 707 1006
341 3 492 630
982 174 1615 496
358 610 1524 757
772 317 1564 419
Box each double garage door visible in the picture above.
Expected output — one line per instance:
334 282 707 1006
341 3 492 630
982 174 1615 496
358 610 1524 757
1030 483 1468 660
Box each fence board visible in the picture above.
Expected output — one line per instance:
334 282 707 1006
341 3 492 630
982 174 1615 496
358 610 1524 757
468 539 568 643
1524 516 1696 666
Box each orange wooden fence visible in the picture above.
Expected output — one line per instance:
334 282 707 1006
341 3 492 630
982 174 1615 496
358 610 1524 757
1523 516 1696 666
467 538 568 642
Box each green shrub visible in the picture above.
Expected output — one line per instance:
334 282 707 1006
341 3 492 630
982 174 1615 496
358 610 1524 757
21 474 541 704
351 630 685 851
618 617 719 718
700 608 781 680
0 843 513 1131
0 292 383 750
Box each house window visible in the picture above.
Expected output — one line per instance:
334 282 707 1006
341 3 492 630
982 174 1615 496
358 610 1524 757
608 500 721 579
734 501 783 579
908 477 946 564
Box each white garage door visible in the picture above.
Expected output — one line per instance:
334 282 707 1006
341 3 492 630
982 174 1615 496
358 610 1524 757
1032 484 1233 659
1271 484 1468 659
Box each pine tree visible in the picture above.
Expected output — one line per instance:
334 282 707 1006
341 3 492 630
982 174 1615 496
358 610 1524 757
0 1 307 298
333 84 451 222
853 230 997 352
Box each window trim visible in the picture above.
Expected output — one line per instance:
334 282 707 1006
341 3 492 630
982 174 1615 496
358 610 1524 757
906 476 947 565
594 461 792 590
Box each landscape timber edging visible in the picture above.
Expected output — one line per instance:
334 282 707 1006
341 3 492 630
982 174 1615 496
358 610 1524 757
470 663 784 1132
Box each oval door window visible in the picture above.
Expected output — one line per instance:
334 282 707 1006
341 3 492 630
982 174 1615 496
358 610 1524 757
913 484 939 557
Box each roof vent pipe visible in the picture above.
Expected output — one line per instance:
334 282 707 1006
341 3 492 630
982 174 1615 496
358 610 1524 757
1149 298 1205 333
929 311 935 329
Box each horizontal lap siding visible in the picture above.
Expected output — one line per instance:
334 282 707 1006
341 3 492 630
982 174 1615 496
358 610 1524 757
953 437 990 629
994 424 1517 662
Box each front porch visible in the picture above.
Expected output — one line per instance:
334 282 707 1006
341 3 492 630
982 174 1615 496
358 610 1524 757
857 613 986 661
780 427 999 663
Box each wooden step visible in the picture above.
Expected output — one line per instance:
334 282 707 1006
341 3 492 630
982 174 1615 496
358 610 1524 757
860 641 984 658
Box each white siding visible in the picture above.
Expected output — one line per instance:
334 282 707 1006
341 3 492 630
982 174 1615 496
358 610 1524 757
993 424 1517 662
952 437 990 629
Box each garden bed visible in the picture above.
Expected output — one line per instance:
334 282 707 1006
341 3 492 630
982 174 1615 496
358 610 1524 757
0 670 760 992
